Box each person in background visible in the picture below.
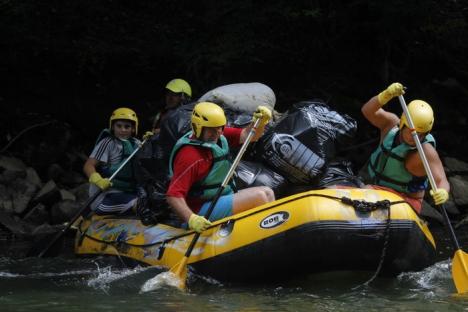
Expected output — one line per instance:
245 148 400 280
152 78 192 134
166 102 275 232
83 107 141 215
361 82 450 213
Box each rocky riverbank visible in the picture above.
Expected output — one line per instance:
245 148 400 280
2 108 468 258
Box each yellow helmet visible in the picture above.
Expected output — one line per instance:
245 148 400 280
400 100 434 133
109 107 139 135
165 78 192 97
191 102 226 138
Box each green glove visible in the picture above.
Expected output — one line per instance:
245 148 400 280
143 131 154 141
188 214 212 233
89 172 112 190
377 82 405 106
253 105 272 127
430 188 449 206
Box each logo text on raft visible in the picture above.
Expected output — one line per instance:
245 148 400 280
260 212 289 229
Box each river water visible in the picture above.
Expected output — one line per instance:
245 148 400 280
2 226 468 311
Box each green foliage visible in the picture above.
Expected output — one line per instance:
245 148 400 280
1 0 467 115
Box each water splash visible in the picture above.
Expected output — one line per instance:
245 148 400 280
398 259 452 297
140 271 182 292
87 263 146 293
0 269 94 278
0 272 20 278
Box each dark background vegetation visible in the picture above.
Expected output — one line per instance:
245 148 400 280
1 0 468 176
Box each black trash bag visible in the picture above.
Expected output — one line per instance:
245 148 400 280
317 160 365 188
251 132 326 185
271 100 357 159
158 102 195 157
133 134 174 225
135 179 178 226
251 100 357 185
234 160 288 198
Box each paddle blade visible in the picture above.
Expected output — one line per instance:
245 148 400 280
168 256 189 290
140 257 188 292
452 249 468 294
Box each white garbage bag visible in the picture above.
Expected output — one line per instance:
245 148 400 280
198 82 276 113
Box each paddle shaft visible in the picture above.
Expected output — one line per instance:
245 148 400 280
183 118 261 258
397 95 460 250
38 138 147 258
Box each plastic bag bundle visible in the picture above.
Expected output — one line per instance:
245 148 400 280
133 134 167 184
274 100 357 158
158 103 195 155
317 160 364 188
252 100 357 185
253 132 326 184
198 82 276 113
235 160 288 197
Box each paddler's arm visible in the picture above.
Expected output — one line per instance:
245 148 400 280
83 158 99 178
424 144 450 205
166 196 193 223
167 196 212 233
362 83 403 138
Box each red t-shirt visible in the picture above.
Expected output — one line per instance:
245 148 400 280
166 127 242 213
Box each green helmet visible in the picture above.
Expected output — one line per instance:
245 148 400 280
165 79 192 98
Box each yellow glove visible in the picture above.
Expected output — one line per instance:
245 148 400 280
89 172 112 190
143 131 154 141
377 82 405 106
188 214 212 233
253 105 272 127
430 188 449 206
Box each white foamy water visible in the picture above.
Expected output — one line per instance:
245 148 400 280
0 269 95 278
397 259 453 297
0 271 20 278
86 264 148 292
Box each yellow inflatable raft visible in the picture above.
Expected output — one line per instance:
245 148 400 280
75 188 436 282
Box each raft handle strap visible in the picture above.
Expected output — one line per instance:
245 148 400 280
157 241 166 260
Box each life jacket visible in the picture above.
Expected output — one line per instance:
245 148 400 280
169 131 234 200
97 129 139 193
368 127 435 194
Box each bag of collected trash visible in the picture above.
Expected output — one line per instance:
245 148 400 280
251 100 357 185
283 160 365 196
198 82 276 113
158 103 195 156
317 160 365 188
133 134 174 225
235 160 288 198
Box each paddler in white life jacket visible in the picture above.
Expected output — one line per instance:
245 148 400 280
166 102 275 233
361 82 450 214
83 107 141 215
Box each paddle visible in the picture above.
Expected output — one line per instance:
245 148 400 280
167 117 262 290
397 95 468 294
37 138 148 258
